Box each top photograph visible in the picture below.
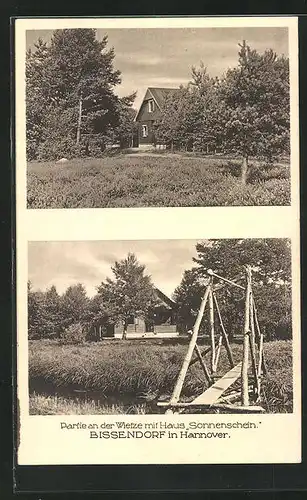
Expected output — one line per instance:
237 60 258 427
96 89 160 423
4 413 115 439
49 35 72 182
24 24 293 208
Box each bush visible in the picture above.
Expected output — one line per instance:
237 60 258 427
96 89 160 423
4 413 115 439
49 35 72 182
36 137 86 161
60 323 86 345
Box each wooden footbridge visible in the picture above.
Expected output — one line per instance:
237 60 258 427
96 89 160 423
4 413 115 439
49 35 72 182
157 265 267 414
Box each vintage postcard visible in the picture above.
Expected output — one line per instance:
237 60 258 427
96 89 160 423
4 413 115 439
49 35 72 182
15 16 300 466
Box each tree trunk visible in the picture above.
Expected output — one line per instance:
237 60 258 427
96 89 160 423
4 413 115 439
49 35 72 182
76 91 83 145
122 321 127 340
241 156 249 185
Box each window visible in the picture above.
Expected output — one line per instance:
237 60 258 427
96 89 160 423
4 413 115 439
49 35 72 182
148 99 155 112
127 315 134 325
142 124 148 138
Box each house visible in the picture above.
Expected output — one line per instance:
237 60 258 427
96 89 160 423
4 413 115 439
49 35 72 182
134 87 178 149
113 286 178 339
93 286 178 340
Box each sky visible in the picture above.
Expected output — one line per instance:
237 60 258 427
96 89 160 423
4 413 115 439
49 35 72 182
26 27 288 109
28 239 205 298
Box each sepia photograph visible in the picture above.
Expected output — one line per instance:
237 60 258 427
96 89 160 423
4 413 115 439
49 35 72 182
25 26 291 209
27 238 293 416
16 17 301 468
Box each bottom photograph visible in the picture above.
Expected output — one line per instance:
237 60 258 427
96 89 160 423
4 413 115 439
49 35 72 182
27 238 293 416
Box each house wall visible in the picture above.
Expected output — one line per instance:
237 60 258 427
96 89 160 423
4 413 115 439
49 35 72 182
110 288 179 338
137 98 161 145
154 325 177 334
138 120 155 145
114 318 146 336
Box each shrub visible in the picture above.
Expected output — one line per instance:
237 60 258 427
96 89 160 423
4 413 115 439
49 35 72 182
60 323 86 345
36 137 86 161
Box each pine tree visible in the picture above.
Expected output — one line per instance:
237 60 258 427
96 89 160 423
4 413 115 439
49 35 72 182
188 64 221 152
26 38 51 159
26 29 135 159
154 65 221 153
220 40 290 184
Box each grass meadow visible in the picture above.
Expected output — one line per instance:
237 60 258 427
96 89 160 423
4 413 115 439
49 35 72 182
29 339 293 415
27 155 290 208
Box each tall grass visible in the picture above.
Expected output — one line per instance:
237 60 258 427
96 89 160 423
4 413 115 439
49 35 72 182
27 156 290 208
29 339 293 414
29 393 146 415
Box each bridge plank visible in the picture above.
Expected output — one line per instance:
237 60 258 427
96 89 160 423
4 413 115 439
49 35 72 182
192 362 243 405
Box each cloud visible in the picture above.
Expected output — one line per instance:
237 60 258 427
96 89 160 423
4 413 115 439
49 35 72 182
28 240 201 298
26 26 289 110
116 53 164 68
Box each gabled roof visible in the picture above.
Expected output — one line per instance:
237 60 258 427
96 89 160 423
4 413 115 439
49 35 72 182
154 286 176 309
135 87 178 121
148 87 178 109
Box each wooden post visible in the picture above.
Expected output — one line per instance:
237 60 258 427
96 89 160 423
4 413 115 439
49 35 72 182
249 294 255 346
194 343 213 385
190 346 211 367
213 292 234 368
213 333 223 372
258 333 264 380
169 283 211 404
252 299 267 376
209 285 216 373
208 270 245 290
249 293 259 396
187 329 212 384
241 265 251 406
76 90 83 145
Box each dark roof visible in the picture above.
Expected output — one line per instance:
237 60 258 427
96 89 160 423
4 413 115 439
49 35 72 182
154 287 176 309
147 87 178 109
135 87 178 121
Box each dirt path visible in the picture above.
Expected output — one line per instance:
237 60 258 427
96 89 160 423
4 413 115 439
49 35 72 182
124 152 224 161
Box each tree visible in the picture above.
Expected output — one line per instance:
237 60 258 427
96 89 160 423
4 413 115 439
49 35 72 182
60 283 90 331
154 87 190 151
42 285 63 338
188 64 222 153
26 29 136 159
48 29 122 150
26 38 52 159
154 65 221 153
97 253 158 339
87 293 112 340
173 239 292 340
28 283 63 339
154 85 204 151
172 269 204 333
61 322 86 344
193 238 291 284
108 100 137 149
220 41 290 184
28 281 46 339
